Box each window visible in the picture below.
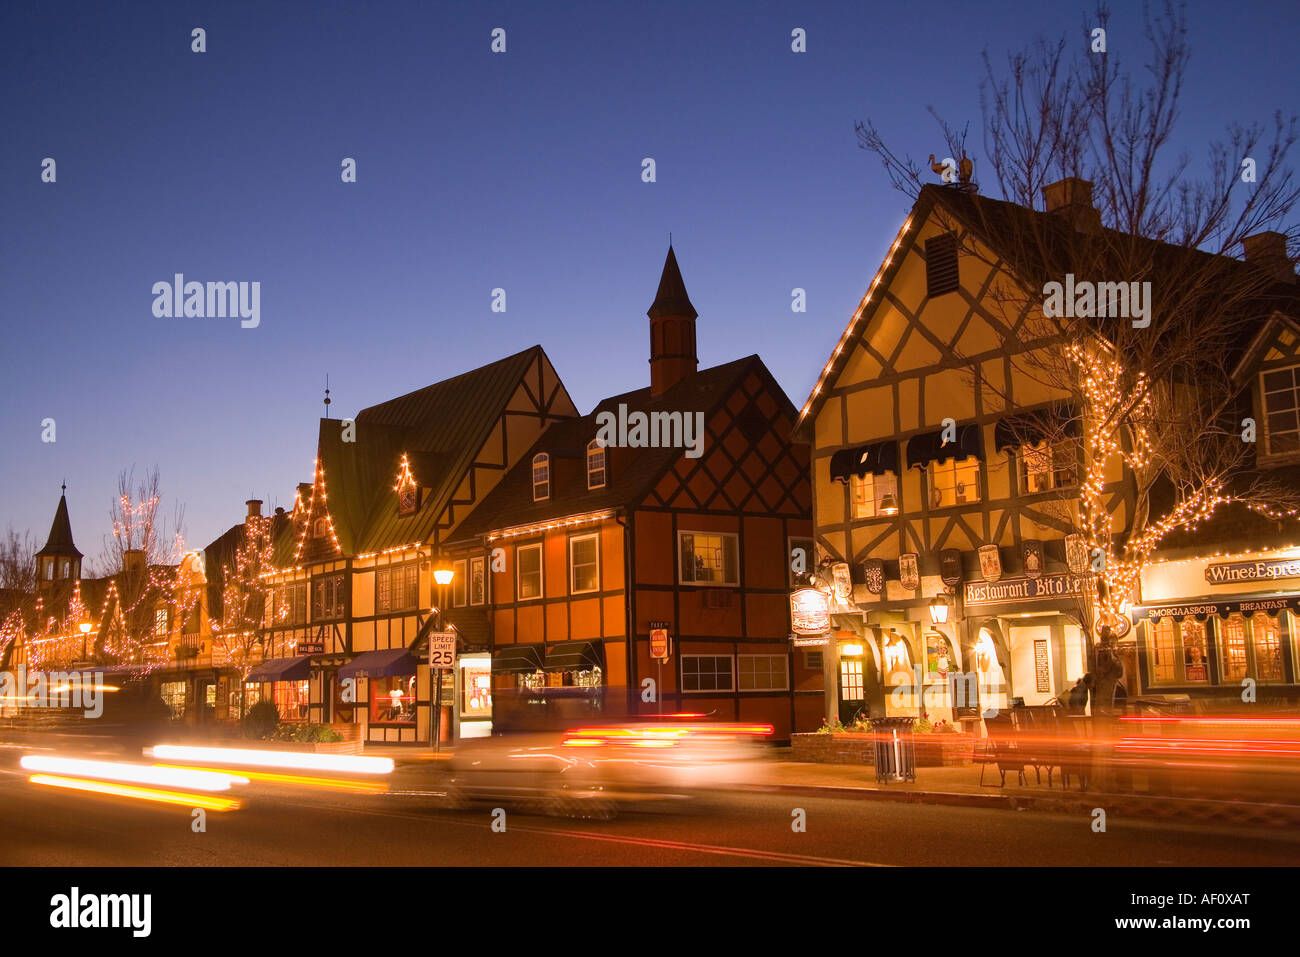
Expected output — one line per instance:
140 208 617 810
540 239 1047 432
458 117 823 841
60 559 70 579
1252 613 1287 682
376 563 418 614
153 608 169 638
927 457 981 507
159 681 187 719
1262 365 1300 455
925 232 960 297
738 654 789 691
470 556 486 605
803 650 824 671
839 660 864 701
1220 614 1249 681
532 453 550 501
312 517 329 539
851 471 899 519
453 559 467 606
312 573 346 621
679 531 739 585
1149 617 1178 683
587 439 606 490
569 534 599 594
43 559 53 581
1148 617 1209 684
1020 439 1077 492
682 655 734 692
281 583 307 625
516 544 543 600
1182 619 1209 682
273 680 310 721
370 675 416 724
1220 612 1288 683
789 537 814 586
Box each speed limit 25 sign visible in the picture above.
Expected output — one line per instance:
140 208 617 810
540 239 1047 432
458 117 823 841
428 631 457 668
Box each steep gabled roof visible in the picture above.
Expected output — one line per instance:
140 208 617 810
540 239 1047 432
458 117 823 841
36 494 82 559
446 355 767 543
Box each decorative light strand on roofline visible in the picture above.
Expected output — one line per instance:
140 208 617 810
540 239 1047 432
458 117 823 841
487 510 616 542
797 215 914 425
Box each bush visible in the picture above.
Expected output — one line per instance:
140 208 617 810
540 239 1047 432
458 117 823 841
242 700 280 740
271 722 342 743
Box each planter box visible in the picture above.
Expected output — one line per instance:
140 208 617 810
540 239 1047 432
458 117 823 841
913 733 976 767
792 731 977 766
258 739 363 755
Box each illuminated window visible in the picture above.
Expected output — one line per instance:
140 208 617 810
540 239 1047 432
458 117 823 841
569 534 599 594
516 543 543 600
279 583 307 625
311 574 346 621
369 675 416 724
272 679 310 722
1220 614 1249 681
682 655 733 692
1149 616 1209 684
532 454 550 502
312 517 329 539
60 559 71 579
461 666 493 716
587 440 606 490
376 563 418 614
154 608 169 637
679 531 739 585
738 654 788 691
851 471 899 519
1254 613 1287 682
839 660 864 701
1149 618 1178 683
927 457 981 507
1181 619 1209 682
1020 439 1077 492
1262 365 1300 455
160 681 187 719
470 556 486 605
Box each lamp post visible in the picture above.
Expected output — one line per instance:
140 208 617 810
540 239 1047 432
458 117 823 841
431 561 455 751
78 620 93 662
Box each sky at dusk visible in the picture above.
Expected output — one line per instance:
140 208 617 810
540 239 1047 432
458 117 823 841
2 0 1295 561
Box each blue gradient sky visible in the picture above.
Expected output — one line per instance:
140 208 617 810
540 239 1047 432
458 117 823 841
2 0 1294 559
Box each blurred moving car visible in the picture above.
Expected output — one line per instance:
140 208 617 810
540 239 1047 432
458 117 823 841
437 720 771 819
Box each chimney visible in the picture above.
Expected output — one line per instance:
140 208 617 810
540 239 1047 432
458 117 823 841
1042 177 1101 233
246 498 263 520
647 246 699 398
1242 231 1295 283
123 548 145 577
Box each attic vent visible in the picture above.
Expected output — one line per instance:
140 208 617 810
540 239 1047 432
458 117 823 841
925 233 960 298
737 404 766 444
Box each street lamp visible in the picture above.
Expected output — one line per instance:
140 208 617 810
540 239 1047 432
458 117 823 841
78 619 93 661
929 595 949 625
430 561 456 749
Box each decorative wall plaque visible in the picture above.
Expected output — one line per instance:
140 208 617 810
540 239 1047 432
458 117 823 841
1022 540 1044 580
861 559 885 595
939 549 962 587
979 544 1002 582
899 553 920 591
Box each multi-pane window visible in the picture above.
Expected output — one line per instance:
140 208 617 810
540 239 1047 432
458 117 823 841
1020 439 1077 492
370 675 416 724
1262 365 1300 455
470 556 486 605
738 654 789 691
569 534 599 594
928 457 981 507
312 574 346 621
1149 616 1209 684
587 439 606 490
1182 619 1210 682
839 660 864 701
1220 614 1249 681
273 679 310 722
679 531 739 585
851 471 899 519
682 655 734 692
282 583 307 625
1253 613 1286 682
1149 617 1179 684
154 607 169 637
532 453 550 501
516 544 543 600
312 517 329 539
803 650 824 671
376 563 418 614
453 559 467 606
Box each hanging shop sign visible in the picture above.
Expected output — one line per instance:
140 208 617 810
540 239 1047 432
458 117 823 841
1204 558 1300 585
649 628 671 661
1022 540 1044 580
297 641 325 655
979 544 1002 582
939 549 963 587
790 588 831 636
964 572 1084 606
899 553 920 591
861 559 885 595
831 562 853 602
1130 594 1300 622
1097 611 1132 640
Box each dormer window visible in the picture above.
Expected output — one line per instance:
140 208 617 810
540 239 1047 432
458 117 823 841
587 440 606 490
312 517 329 539
1262 365 1300 455
532 453 550 501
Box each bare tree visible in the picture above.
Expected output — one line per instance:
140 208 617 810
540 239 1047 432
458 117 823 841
858 1 1300 712
211 512 285 715
0 527 36 669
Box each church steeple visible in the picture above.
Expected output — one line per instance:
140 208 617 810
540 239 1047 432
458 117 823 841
647 245 699 398
35 485 83 590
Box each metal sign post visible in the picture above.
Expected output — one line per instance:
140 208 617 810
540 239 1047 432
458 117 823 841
428 631 456 754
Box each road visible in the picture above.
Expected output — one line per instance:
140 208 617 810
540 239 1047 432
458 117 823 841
0 759 1293 867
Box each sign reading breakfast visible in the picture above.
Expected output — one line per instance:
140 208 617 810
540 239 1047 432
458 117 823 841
1204 558 1300 585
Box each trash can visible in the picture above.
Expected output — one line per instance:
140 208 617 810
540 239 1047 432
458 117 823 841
870 716 917 783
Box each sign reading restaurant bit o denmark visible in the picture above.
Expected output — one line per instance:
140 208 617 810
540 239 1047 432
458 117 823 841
964 572 1083 606
1205 558 1300 584
790 588 831 635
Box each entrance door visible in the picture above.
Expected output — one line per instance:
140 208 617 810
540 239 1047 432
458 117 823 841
838 658 866 725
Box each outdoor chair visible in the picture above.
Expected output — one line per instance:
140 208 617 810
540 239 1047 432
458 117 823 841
980 712 1029 787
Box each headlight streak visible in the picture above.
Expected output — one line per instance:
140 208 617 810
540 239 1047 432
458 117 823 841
149 744 394 775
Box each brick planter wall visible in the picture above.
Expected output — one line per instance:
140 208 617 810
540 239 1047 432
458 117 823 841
792 732 976 767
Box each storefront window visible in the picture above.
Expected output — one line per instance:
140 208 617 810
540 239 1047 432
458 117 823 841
1220 614 1249 681
882 633 913 686
160 681 187 720
273 680 310 721
1149 618 1178 684
370 675 416 724
926 632 955 679
1254 613 1287 682
1181 619 1209 682
462 666 492 716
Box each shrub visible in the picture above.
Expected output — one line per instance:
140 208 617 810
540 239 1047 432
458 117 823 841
242 700 280 740
272 722 342 743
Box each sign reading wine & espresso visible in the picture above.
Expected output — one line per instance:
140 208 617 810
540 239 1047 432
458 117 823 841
964 572 1083 606
1204 558 1300 585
